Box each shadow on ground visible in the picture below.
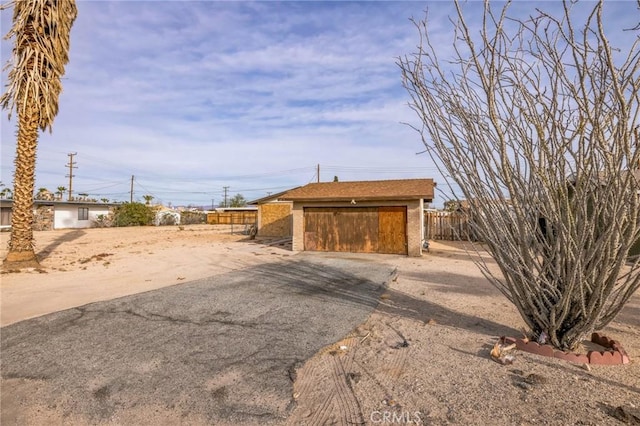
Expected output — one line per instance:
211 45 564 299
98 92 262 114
0 255 391 425
36 229 86 261
398 270 504 298
377 286 520 338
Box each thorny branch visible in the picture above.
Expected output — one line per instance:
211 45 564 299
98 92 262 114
398 0 640 350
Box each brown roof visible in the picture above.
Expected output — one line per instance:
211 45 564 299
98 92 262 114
247 187 301 205
280 179 435 202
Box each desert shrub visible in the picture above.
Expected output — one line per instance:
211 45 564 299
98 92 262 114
180 210 206 225
92 213 114 228
112 202 155 227
157 211 180 226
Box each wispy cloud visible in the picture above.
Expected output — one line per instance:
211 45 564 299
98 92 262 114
1 1 637 206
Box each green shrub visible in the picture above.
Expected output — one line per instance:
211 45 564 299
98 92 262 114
112 202 155 227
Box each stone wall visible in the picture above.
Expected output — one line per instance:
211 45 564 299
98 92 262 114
33 205 54 231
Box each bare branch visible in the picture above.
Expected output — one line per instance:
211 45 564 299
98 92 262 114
399 0 640 350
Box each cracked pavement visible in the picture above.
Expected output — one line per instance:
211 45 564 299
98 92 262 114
1 253 395 425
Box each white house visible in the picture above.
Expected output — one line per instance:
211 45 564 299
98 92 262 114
0 199 119 230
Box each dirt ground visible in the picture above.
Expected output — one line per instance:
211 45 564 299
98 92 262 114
1 225 639 425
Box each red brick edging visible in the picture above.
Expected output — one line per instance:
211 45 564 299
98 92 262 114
501 333 630 365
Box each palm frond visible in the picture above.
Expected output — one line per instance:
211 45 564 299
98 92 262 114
1 0 78 131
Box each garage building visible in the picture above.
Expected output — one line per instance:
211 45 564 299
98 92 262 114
280 179 435 256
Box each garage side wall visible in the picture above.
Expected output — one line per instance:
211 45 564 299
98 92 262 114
258 202 293 237
407 199 424 256
291 199 424 256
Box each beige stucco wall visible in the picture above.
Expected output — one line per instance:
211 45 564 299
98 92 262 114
291 199 425 256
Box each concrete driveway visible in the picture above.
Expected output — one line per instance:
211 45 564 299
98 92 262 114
1 253 395 425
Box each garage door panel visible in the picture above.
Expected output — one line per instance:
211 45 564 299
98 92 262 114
304 207 378 253
304 208 337 251
334 208 378 253
304 231 317 251
304 206 406 254
378 206 407 255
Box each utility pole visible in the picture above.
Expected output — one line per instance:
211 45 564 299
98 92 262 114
66 153 77 201
223 186 229 208
317 164 320 183
130 175 134 203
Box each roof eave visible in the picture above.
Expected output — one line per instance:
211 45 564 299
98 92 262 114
282 196 433 202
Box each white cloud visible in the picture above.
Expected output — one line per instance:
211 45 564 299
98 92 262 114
1 1 637 206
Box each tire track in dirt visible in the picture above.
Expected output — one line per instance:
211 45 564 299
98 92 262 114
385 344 410 380
288 337 364 425
307 386 334 425
381 322 411 381
329 339 363 425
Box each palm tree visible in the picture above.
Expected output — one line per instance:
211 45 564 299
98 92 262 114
1 0 78 267
143 195 154 205
56 185 67 200
36 187 50 200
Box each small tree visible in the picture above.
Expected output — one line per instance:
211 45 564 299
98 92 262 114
0 187 12 199
142 194 154 205
443 200 460 212
229 193 246 207
56 186 67 200
399 0 640 350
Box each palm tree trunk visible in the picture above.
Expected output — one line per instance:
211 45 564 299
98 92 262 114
5 100 40 265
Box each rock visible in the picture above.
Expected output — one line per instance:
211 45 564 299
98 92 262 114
516 382 533 391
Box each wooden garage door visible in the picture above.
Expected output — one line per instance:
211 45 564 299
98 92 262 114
304 207 407 254
378 206 407 254
304 207 378 253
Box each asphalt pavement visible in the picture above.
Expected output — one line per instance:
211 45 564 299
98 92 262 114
1 253 395 425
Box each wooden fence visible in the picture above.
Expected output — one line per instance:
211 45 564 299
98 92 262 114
207 211 257 225
424 211 476 241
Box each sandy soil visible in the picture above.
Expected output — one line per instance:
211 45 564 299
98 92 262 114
1 225 639 425
0 225 289 326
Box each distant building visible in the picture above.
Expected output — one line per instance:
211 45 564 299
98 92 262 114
0 199 120 230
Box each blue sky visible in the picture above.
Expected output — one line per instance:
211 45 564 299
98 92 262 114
1 1 638 208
